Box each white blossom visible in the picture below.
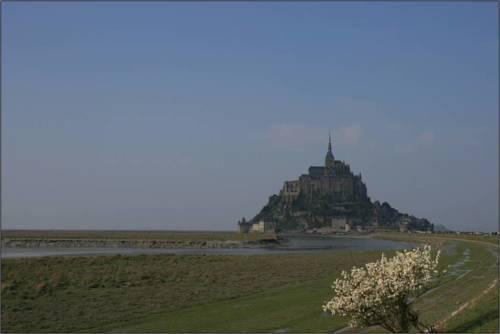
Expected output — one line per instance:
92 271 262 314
323 245 440 332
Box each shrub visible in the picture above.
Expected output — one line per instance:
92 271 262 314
323 245 441 332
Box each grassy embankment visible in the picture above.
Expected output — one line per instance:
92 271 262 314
2 232 498 333
374 232 499 333
374 231 498 246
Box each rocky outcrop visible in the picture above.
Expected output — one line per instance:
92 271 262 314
252 195 433 232
249 136 434 233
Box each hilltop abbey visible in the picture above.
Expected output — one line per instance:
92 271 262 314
281 133 368 205
240 133 433 233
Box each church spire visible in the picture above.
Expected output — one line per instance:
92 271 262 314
328 130 332 153
325 130 335 169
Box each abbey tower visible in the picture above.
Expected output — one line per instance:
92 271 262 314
280 133 368 205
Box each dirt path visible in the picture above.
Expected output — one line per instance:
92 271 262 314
435 278 498 331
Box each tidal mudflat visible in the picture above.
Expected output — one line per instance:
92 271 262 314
2 234 415 258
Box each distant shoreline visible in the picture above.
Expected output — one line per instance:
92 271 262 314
1 229 239 233
0 229 385 250
1 237 280 250
0 230 402 250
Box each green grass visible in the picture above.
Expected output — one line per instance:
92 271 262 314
414 242 498 328
446 285 499 333
1 250 386 332
104 277 345 333
1 229 276 242
2 233 498 333
432 233 499 245
375 231 499 246
105 238 499 333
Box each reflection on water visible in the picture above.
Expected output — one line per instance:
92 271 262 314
2 237 415 259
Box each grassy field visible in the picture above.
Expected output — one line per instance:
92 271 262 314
2 232 498 333
107 237 498 333
374 231 499 246
1 249 386 332
1 229 276 242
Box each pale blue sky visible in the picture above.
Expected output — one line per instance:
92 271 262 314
3 2 498 231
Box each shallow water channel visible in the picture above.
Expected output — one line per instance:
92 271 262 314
2 236 415 259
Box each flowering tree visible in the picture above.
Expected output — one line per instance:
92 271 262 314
323 245 440 333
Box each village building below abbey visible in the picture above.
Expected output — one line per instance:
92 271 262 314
239 133 433 233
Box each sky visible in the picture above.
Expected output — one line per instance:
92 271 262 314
2 2 498 232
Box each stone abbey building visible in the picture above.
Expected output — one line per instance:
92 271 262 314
244 133 434 233
280 133 368 204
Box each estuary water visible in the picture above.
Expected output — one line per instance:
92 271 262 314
1 236 415 259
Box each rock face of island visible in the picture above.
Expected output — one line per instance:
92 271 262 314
242 134 433 233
